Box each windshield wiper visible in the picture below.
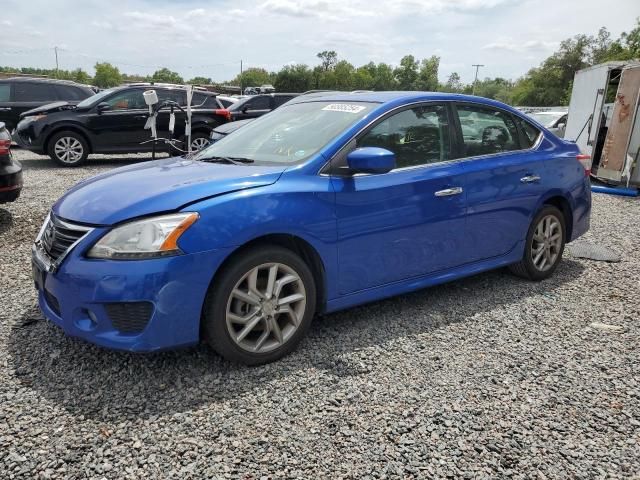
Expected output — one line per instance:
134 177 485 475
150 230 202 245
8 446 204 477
198 156 255 165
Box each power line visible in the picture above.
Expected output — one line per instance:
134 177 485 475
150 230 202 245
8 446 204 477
472 64 484 95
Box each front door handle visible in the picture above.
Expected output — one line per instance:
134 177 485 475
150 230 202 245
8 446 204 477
0 107 11 111
434 187 463 197
520 175 541 183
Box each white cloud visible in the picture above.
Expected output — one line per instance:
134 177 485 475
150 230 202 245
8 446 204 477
482 39 559 52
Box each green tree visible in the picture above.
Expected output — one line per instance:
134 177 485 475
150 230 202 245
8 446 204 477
151 68 184 84
93 62 122 88
188 76 212 85
274 64 313 92
317 50 338 71
394 55 419 90
442 72 462 92
72 68 90 84
371 63 397 90
416 55 440 91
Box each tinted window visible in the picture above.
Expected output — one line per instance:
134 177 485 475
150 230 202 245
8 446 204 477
358 104 451 169
516 117 541 148
246 96 271 110
54 85 85 101
456 105 519 157
157 89 186 105
105 90 146 110
0 84 10 102
192 93 206 106
274 95 295 107
218 98 234 108
14 82 56 102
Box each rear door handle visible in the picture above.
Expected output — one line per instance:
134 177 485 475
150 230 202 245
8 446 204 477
0 107 11 111
520 175 541 183
134 115 148 119
434 187 463 197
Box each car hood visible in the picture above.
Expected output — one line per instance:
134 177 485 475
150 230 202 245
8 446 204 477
20 101 77 117
53 157 286 225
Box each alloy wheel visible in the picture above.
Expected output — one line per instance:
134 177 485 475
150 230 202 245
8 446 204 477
226 262 306 353
54 137 84 164
531 214 562 272
190 137 209 151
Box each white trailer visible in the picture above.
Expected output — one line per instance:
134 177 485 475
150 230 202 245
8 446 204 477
565 61 640 186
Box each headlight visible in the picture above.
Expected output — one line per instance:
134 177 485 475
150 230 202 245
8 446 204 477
87 213 198 259
21 114 47 123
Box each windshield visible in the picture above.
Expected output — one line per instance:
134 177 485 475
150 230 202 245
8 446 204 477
76 88 118 108
529 112 565 127
194 101 378 165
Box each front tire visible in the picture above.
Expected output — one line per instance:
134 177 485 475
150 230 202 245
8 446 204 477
47 131 89 167
203 245 316 365
509 205 566 281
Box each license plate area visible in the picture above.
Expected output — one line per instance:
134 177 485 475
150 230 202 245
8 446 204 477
32 260 45 290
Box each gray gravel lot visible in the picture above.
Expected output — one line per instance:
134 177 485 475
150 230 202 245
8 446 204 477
1 149 639 479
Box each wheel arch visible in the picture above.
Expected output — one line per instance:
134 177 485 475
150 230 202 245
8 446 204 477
44 125 93 154
540 193 573 241
200 233 328 336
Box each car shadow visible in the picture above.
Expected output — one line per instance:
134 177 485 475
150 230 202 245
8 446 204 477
17 154 171 171
7 259 586 422
0 208 13 237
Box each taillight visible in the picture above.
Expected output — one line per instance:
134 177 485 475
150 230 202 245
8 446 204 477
576 154 591 176
214 109 231 121
0 139 10 155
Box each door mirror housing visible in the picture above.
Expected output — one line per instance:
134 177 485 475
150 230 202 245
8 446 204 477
97 102 111 114
346 147 396 174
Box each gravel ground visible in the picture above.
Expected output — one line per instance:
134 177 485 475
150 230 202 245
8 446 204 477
1 149 639 479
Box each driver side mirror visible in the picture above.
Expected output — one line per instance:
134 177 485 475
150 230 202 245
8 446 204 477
241 106 249 113
347 147 396 174
97 102 111 114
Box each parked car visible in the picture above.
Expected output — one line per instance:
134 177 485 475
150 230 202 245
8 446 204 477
527 111 568 138
0 77 94 132
0 122 22 203
32 92 591 364
217 93 299 122
216 95 239 107
15 84 230 166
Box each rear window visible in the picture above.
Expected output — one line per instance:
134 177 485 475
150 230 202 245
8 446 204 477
14 82 56 102
0 84 10 102
516 117 542 148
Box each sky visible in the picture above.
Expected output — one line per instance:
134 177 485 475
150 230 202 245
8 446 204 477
1 0 638 84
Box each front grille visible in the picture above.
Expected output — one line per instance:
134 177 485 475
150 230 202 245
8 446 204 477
104 302 154 334
44 290 61 316
40 214 91 262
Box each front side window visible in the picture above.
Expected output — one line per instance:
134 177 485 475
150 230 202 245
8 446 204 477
0 84 10 102
358 104 451 169
157 89 186 105
105 90 146 110
456 104 519 157
14 82 55 102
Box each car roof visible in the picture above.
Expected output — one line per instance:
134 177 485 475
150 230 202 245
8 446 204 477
0 77 92 88
286 91 528 115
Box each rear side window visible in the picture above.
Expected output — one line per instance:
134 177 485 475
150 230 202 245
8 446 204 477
14 82 56 102
218 98 234 108
0 84 10 102
515 116 541 148
274 95 295 107
192 93 206 106
157 89 186 105
54 85 86 101
456 104 519 157
358 104 451 169
245 96 271 110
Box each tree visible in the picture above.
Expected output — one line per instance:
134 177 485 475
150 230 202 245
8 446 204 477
317 50 338 72
274 64 313 92
72 68 90 84
93 62 122 88
416 55 440 91
151 68 184 84
188 76 212 85
230 67 273 88
394 55 419 90
371 63 397 90
443 72 462 92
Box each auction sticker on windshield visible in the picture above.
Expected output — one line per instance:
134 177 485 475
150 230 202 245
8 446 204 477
321 104 367 113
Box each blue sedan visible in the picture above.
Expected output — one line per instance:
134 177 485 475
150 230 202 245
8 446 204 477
32 92 591 364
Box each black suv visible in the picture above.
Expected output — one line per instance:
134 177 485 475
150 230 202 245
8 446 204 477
15 84 231 166
0 122 22 203
225 93 299 121
0 77 94 132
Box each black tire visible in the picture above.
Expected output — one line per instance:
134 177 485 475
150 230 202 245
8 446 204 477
509 205 566 281
202 245 317 365
47 131 89 167
172 132 210 156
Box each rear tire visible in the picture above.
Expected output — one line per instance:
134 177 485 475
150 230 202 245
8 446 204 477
202 245 316 365
509 205 566 281
47 131 89 167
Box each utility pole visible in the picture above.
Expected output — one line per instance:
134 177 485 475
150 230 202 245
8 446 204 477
471 64 484 95
54 46 59 78
239 60 243 94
